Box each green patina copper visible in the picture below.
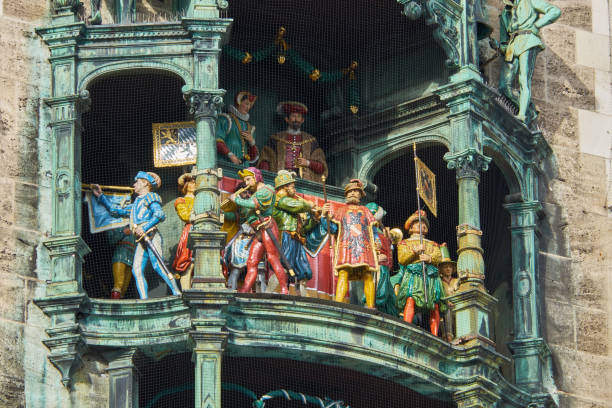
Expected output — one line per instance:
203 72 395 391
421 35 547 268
31 0 559 407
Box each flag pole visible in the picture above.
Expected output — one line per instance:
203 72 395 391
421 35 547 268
413 143 428 305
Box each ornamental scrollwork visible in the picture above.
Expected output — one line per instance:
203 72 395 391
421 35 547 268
396 0 460 68
183 89 225 119
445 150 492 179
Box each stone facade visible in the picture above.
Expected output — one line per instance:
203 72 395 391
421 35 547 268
483 0 612 406
0 0 610 407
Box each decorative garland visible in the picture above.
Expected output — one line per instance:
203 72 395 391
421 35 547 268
223 27 360 114
144 383 351 408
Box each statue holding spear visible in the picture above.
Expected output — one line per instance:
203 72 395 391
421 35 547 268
392 145 447 336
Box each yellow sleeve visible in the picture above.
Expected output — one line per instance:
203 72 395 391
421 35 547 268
398 240 417 265
429 241 442 266
175 196 194 223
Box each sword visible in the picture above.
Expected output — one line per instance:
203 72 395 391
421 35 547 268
255 210 296 278
136 229 182 295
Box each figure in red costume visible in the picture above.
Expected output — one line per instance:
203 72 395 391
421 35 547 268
229 167 289 294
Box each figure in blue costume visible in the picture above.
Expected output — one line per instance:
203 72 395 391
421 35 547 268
216 91 260 166
91 172 181 299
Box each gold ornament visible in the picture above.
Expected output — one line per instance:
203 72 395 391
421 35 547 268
309 69 321 81
241 52 253 64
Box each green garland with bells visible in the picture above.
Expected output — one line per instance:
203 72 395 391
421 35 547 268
223 27 360 115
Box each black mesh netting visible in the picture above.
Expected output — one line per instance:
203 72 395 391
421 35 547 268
81 0 514 395
136 353 457 408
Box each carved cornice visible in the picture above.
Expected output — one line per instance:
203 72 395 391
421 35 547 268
182 87 225 119
43 235 91 260
36 23 85 45
82 24 190 41
444 149 492 179
181 18 233 34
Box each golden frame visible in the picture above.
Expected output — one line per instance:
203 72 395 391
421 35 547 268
152 121 197 167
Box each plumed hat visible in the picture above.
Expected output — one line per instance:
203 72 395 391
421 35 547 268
276 101 308 116
135 171 161 190
274 170 297 189
404 210 429 231
344 179 365 198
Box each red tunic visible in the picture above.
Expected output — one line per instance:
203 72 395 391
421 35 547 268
332 204 378 275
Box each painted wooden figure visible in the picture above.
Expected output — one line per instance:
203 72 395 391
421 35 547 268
92 172 181 299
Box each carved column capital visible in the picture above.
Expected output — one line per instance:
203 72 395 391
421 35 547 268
445 149 492 180
183 87 225 119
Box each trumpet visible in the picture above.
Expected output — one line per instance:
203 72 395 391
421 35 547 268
81 183 134 192
221 186 249 207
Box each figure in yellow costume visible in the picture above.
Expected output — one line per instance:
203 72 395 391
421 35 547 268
393 210 446 336
172 173 196 290
107 226 136 299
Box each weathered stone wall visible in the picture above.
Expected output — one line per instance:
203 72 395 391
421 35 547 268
0 0 51 406
0 1 110 407
483 0 612 406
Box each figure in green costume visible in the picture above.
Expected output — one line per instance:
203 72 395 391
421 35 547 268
392 210 446 336
216 91 260 165
364 202 399 316
271 170 317 296
490 0 560 123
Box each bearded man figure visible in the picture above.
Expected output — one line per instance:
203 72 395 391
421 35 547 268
258 101 328 182
322 179 378 308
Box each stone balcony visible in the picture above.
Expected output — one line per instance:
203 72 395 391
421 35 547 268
76 292 550 407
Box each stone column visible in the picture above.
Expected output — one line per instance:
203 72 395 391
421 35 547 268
182 18 232 290
104 349 140 408
445 149 497 343
183 90 227 290
35 22 90 387
436 80 497 344
504 201 553 393
187 292 229 408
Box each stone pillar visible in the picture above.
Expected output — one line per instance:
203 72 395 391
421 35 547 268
504 201 553 393
104 349 140 408
182 18 232 290
445 149 496 343
187 292 229 408
184 90 227 290
35 22 90 387
437 80 497 344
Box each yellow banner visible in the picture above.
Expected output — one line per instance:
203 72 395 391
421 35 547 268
415 156 437 217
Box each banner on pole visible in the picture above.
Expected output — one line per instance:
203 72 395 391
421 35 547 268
415 156 437 217
84 191 131 233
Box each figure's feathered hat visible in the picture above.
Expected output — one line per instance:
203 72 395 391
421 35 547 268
344 179 366 198
274 170 297 189
439 242 457 271
404 210 429 231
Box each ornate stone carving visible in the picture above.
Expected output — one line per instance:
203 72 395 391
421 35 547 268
445 150 492 179
183 88 225 119
396 0 460 67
